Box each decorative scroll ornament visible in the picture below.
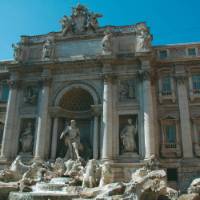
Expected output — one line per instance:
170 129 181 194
59 4 102 36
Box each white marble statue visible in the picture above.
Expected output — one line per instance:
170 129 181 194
99 162 112 187
120 118 137 153
87 12 102 32
82 159 98 188
12 43 23 62
60 120 81 160
102 30 113 55
42 38 55 60
135 22 152 52
20 122 34 153
59 15 72 36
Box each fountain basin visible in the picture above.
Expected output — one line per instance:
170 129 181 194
33 177 72 192
9 191 79 200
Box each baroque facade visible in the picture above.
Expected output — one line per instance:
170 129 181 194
0 4 200 192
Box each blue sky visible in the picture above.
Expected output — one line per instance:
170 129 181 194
0 0 200 60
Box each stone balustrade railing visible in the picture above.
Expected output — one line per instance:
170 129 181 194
0 65 8 73
155 44 200 61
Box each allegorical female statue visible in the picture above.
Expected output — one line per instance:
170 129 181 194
20 122 34 153
60 120 81 160
101 30 113 55
42 38 55 60
120 118 138 153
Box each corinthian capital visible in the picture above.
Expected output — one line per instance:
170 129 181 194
175 75 187 84
7 80 21 89
40 77 52 87
103 73 117 83
137 70 151 81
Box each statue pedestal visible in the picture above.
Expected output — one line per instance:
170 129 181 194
119 152 140 163
18 153 34 164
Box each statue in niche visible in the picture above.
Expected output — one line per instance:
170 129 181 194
20 122 34 153
101 30 113 55
23 86 38 105
12 43 24 62
60 120 82 160
135 22 152 52
42 38 55 60
120 118 138 153
59 15 73 36
119 80 136 101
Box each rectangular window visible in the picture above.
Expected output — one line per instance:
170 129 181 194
192 75 200 94
159 50 168 59
164 124 176 149
162 76 172 96
188 48 197 56
0 82 9 102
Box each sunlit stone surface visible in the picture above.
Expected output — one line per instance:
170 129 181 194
0 3 200 200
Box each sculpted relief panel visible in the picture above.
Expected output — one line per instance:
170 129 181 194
119 80 136 102
23 85 39 106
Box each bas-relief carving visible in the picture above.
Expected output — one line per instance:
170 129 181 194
19 120 35 154
119 80 136 101
119 115 138 155
23 86 39 105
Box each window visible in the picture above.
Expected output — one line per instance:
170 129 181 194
167 168 178 182
187 48 197 56
192 75 200 94
159 50 168 59
165 125 176 144
0 82 9 102
161 76 172 96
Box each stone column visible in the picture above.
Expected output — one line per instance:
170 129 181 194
93 116 99 159
176 68 193 158
140 60 156 159
91 105 102 160
102 75 113 160
50 117 59 160
34 69 51 160
0 79 20 161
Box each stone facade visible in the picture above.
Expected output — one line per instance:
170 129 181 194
0 4 200 192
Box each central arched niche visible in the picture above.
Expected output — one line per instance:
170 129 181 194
59 88 94 111
56 87 95 160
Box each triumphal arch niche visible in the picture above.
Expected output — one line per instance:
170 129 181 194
0 4 155 179
53 84 101 161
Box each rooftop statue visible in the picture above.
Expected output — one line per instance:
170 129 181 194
12 43 24 62
101 30 113 55
59 15 73 36
59 4 102 35
135 22 152 52
42 38 55 60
